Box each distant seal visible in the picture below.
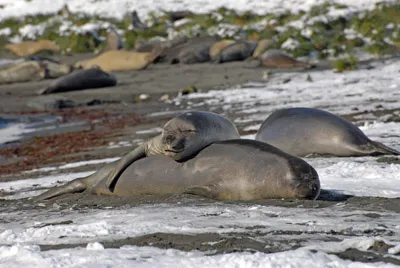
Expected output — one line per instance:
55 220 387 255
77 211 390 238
102 27 124 51
34 139 321 201
259 49 312 68
38 67 117 95
74 50 159 72
214 40 258 63
255 107 400 157
209 40 236 61
6 40 61 57
103 110 240 191
252 39 272 58
0 60 71 85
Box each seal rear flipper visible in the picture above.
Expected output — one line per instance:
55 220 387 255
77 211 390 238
370 140 400 155
32 178 87 201
184 185 220 199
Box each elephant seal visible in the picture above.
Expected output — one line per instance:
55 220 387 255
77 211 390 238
0 60 71 85
74 50 158 72
103 27 124 51
6 40 60 57
34 139 321 201
255 107 400 157
103 110 240 191
209 40 236 61
214 40 258 63
252 39 272 58
259 49 311 68
38 67 117 95
0 61 44 84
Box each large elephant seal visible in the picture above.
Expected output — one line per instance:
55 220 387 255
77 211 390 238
6 40 61 57
255 107 400 157
74 50 158 72
38 67 117 95
34 139 321 201
104 110 240 191
259 49 312 68
214 40 258 63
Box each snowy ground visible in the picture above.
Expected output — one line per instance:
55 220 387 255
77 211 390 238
0 0 395 21
1 58 400 267
1 0 400 266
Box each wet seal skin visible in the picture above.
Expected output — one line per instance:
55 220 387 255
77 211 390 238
256 107 400 157
35 139 320 201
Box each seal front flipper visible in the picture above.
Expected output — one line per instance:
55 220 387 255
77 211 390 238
105 144 147 191
184 185 221 199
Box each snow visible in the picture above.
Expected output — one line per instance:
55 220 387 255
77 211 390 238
0 244 396 268
0 0 395 22
1 1 400 267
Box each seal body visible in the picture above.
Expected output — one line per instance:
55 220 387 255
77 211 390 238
209 40 236 61
215 41 258 63
6 40 61 57
74 50 157 72
259 49 311 68
252 39 272 58
35 140 320 201
0 61 43 84
255 107 400 157
104 110 241 191
39 68 117 94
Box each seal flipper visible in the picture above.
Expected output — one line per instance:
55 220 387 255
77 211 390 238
106 144 147 191
33 178 87 201
184 185 220 199
370 140 400 155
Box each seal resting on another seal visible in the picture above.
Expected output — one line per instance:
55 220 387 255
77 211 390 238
209 40 236 61
259 49 312 68
38 67 117 95
74 50 158 72
34 139 320 201
103 110 240 192
5 40 61 57
255 107 400 157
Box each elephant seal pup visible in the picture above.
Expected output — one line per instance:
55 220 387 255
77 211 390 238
214 40 258 63
0 61 44 84
35 139 320 201
209 40 236 61
252 39 272 58
38 67 117 95
259 49 312 68
74 50 158 72
6 40 61 57
255 107 400 157
103 110 241 191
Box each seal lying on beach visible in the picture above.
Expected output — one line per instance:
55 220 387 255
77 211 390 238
104 110 240 191
34 139 321 201
258 50 312 68
0 60 70 85
255 107 400 157
214 41 258 63
6 40 61 57
74 50 159 72
209 40 236 61
38 67 117 95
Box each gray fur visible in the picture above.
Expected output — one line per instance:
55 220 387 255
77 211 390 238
215 40 258 63
38 68 117 95
34 140 320 201
255 107 400 157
